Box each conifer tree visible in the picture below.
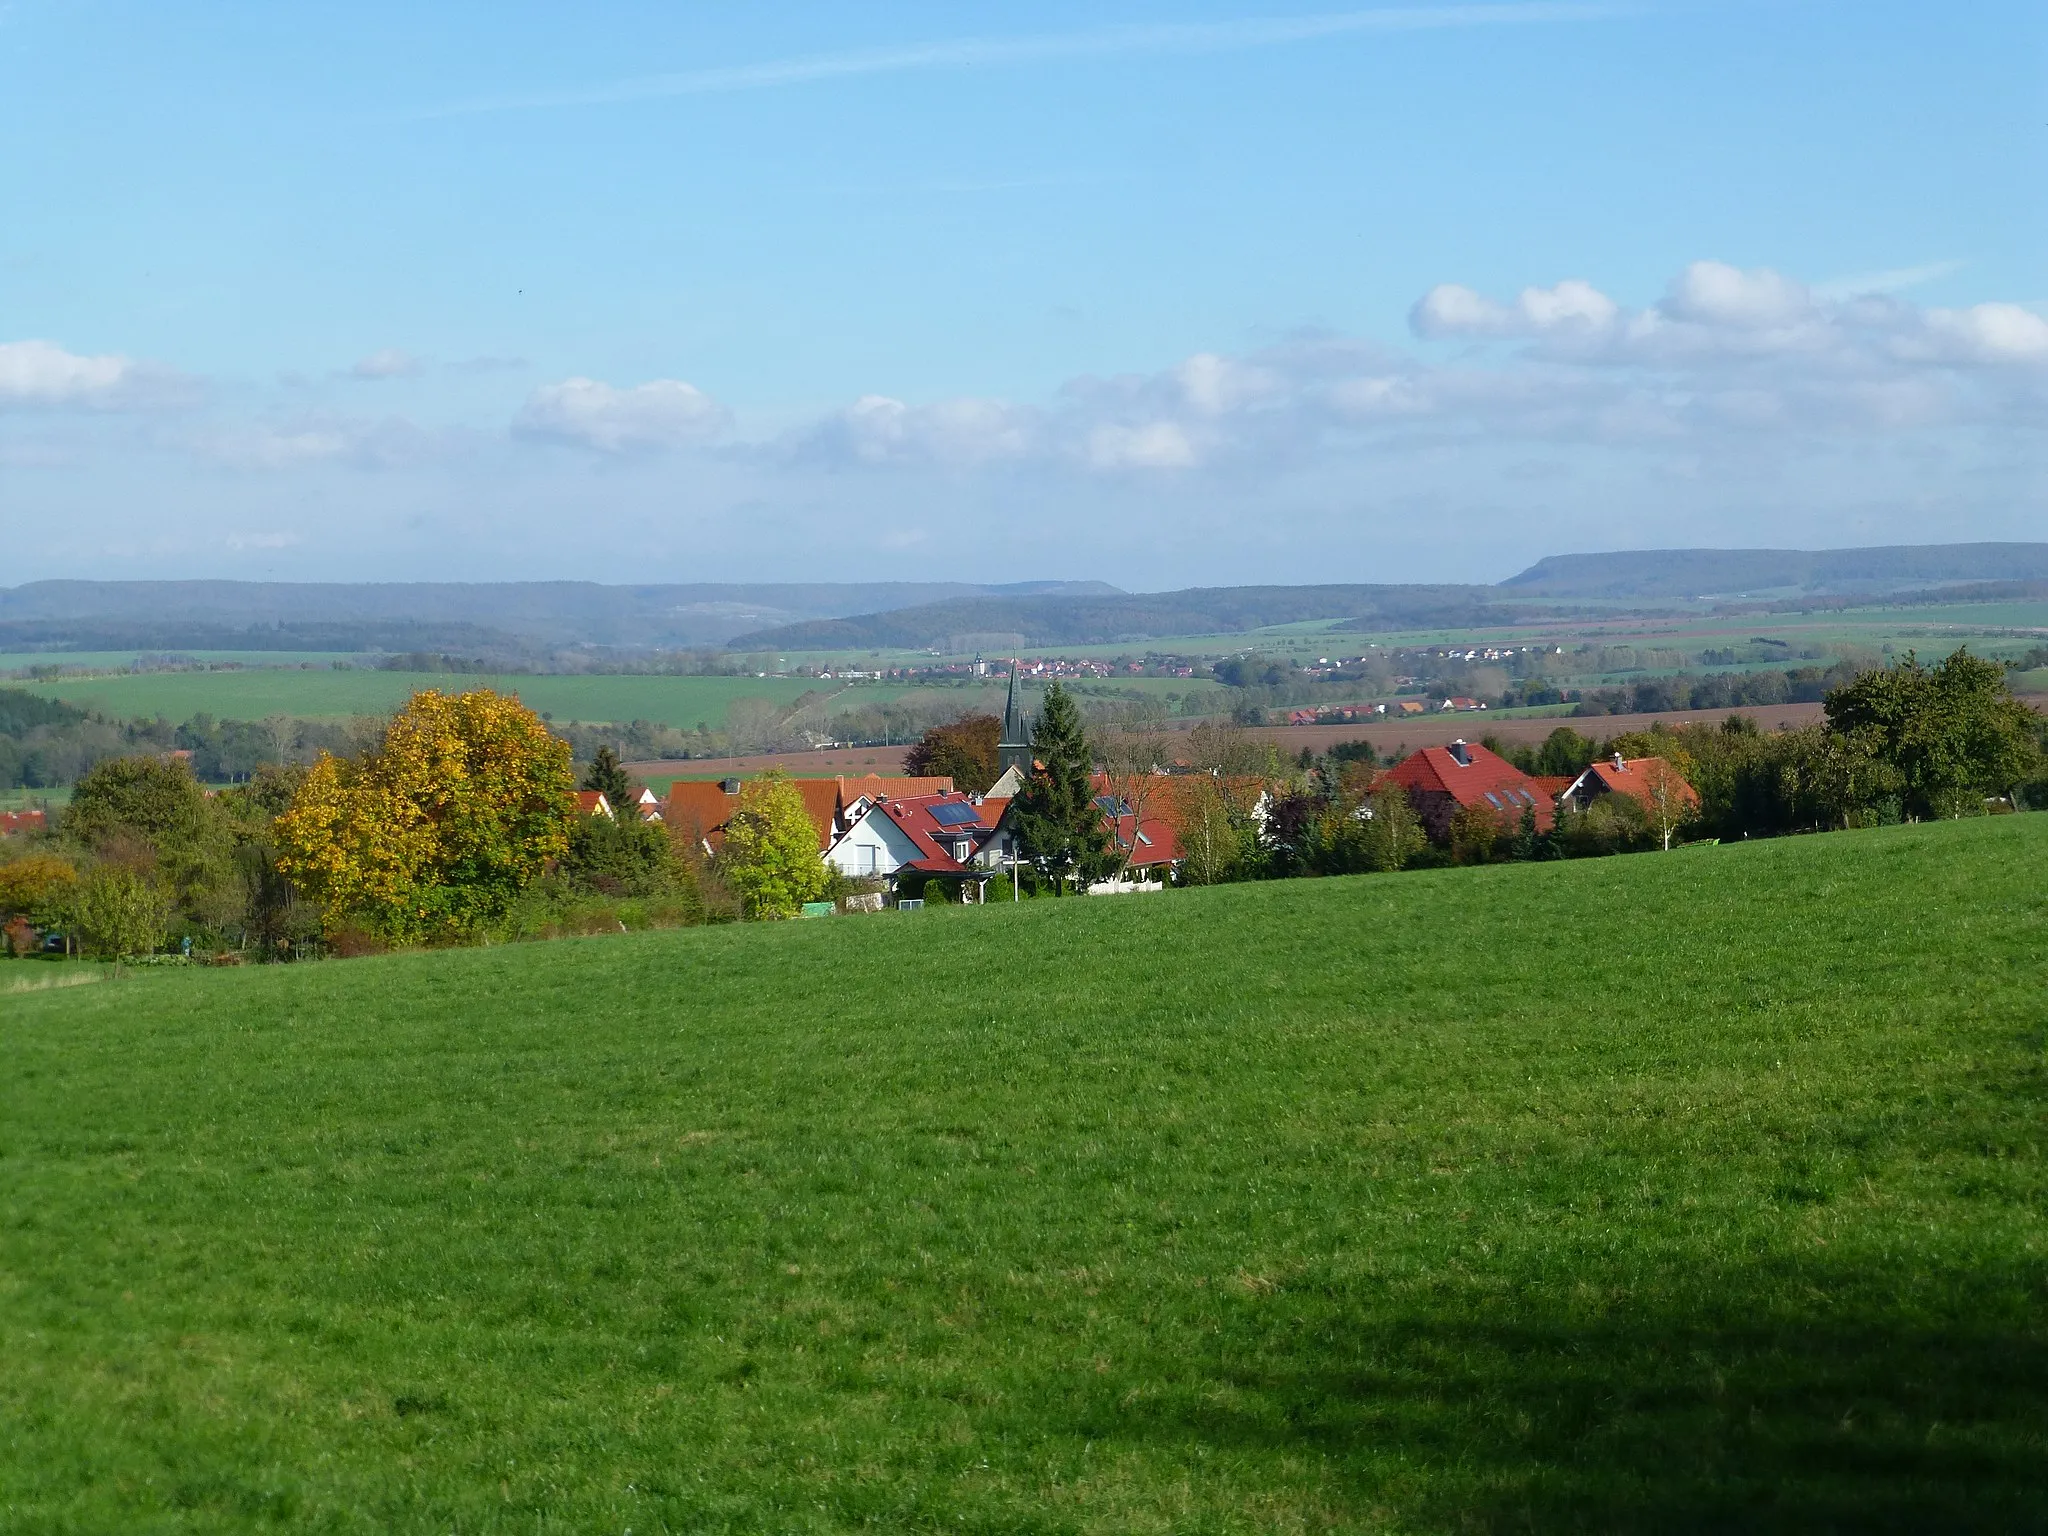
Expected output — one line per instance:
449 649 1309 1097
581 745 636 811
1010 682 1111 893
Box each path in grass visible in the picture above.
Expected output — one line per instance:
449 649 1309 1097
3 817 2045 1531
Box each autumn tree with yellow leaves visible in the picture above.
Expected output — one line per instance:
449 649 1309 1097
275 689 575 941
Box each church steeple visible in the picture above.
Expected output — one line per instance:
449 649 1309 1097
997 660 1032 776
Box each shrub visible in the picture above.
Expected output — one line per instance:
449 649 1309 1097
72 867 169 960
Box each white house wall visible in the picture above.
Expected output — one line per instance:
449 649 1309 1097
826 813 924 877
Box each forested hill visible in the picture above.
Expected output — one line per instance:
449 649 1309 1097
0 579 1118 650
724 585 1553 652
1502 544 2048 599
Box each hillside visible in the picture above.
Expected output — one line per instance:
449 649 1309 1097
1502 543 2048 599
0 579 1119 652
724 583 1551 651
5 816 2044 1529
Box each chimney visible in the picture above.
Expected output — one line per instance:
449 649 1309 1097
720 777 742 794
1447 740 1471 767
1612 752 1625 772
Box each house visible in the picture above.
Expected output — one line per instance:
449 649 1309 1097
825 791 994 891
574 791 614 820
1439 697 1486 712
0 809 46 837
665 773 953 856
1559 754 1699 818
1396 700 1427 716
1375 739 1555 842
632 786 664 822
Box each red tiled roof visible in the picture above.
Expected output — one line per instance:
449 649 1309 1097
1532 775 1576 799
574 790 613 818
871 792 991 874
836 773 953 802
665 774 959 854
0 809 46 836
1579 756 1700 811
1382 742 1555 829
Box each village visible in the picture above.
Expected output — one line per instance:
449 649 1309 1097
576 667 1696 905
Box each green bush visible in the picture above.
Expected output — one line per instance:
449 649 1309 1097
71 867 169 960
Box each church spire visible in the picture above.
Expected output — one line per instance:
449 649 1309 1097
997 659 1032 776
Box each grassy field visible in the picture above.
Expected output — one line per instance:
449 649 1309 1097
0 652 361 675
19 671 894 728
3 818 2045 1531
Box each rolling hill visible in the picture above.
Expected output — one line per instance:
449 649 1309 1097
4 815 2044 1528
0 579 1119 652
1500 543 2048 599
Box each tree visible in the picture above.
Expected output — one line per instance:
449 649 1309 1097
581 745 637 810
64 755 208 852
1448 805 1500 866
563 810 685 898
1169 775 1247 885
1824 649 2044 819
0 854 80 931
904 714 1001 795
1009 682 1112 894
1358 788 1425 872
716 771 828 919
72 866 169 959
275 689 575 942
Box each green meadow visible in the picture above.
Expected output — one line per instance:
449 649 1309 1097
21 671 887 729
3 817 2045 1531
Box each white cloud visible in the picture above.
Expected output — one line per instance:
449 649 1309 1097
1410 277 1617 338
791 260 2048 480
513 376 732 452
1659 260 1812 329
1912 303 2048 364
791 393 1037 465
0 338 190 409
349 347 421 379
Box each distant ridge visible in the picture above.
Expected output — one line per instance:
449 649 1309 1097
0 579 1119 650
1500 544 2048 600
724 585 1552 652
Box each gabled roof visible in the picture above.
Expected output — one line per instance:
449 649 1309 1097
1381 742 1555 828
868 792 992 874
575 790 614 819
1568 756 1700 811
835 774 952 804
665 774 956 854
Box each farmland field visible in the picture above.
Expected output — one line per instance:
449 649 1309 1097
0 651 360 675
19 670 899 728
4 816 2045 1530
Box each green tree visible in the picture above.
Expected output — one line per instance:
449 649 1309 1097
72 866 170 959
1170 774 1248 885
1822 649 2044 819
1358 788 1426 872
563 811 685 897
1448 805 1501 866
1009 682 1111 894
717 771 827 919
64 755 208 851
581 745 637 810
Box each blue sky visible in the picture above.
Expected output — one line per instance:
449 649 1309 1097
2 1 2042 588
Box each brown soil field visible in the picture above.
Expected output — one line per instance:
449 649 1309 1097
625 702 1830 782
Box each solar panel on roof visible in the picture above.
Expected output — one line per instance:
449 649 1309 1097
929 801 981 827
